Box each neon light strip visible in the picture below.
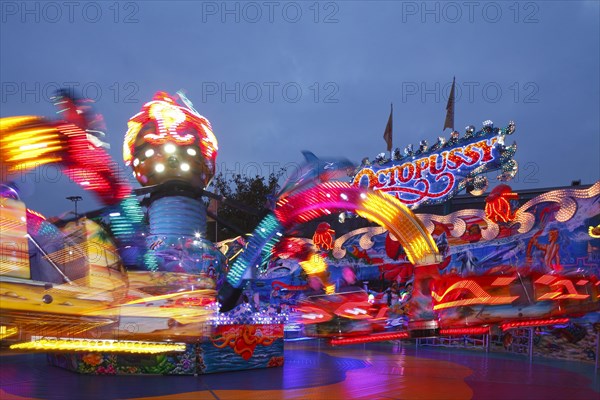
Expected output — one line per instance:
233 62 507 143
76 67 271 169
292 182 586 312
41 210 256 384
10 338 186 354
226 213 282 287
330 331 409 346
537 279 590 301
433 279 509 302
432 279 518 310
500 318 569 331
433 296 519 310
439 327 490 336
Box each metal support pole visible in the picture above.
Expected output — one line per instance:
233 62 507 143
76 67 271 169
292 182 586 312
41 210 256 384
528 327 534 364
595 330 599 374
66 196 82 224
26 234 72 285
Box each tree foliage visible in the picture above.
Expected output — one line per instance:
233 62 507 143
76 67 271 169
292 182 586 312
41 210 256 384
208 171 282 241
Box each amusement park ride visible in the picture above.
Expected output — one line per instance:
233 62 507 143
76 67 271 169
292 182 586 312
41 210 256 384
0 90 598 375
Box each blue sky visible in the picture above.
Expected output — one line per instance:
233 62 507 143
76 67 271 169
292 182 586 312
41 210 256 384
1 1 599 216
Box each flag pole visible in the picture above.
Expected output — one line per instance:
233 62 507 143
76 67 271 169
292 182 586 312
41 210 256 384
389 103 393 159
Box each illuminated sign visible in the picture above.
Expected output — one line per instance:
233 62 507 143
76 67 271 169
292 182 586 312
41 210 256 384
352 122 517 209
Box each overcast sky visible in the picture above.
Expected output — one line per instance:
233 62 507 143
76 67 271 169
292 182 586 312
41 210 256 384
1 1 599 217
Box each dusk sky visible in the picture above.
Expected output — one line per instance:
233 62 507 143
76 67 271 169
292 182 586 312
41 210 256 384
1 1 599 217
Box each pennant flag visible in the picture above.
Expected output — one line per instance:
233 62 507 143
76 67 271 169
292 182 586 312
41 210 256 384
383 103 393 152
443 77 455 131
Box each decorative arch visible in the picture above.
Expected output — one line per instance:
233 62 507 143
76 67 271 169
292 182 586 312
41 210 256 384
220 181 440 310
275 181 439 265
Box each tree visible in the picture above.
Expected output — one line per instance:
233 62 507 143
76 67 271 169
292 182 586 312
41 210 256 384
208 171 282 241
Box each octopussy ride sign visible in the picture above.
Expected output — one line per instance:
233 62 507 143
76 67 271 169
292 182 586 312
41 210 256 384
352 122 517 208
